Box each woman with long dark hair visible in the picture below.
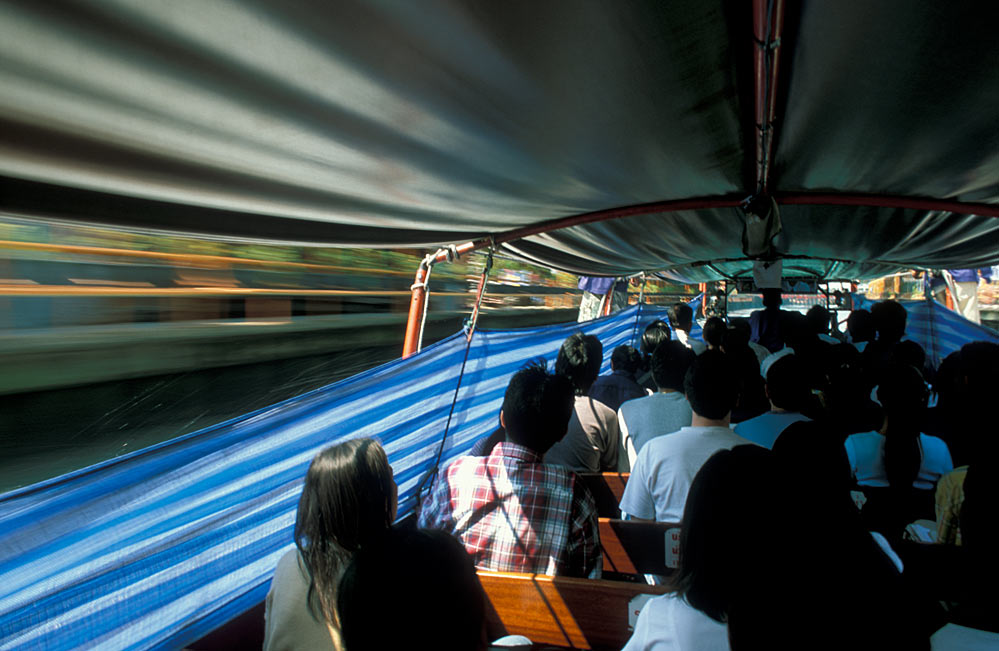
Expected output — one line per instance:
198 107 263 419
263 438 396 651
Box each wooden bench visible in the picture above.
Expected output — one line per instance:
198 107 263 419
599 518 680 576
479 570 671 650
578 472 629 518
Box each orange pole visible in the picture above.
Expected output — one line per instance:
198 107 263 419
402 260 431 358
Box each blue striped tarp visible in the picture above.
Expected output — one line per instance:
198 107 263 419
0 304 668 650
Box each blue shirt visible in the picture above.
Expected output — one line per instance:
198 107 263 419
589 370 647 413
733 411 811 449
947 268 992 283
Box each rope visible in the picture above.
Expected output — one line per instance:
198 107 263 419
415 254 435 353
466 248 494 342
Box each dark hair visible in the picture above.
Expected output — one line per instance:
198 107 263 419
670 303 694 330
702 317 726 348
338 528 486 651
773 420 854 503
892 340 926 373
641 320 672 356
765 354 809 412
871 300 908 344
294 438 395 625
610 344 643 375
672 445 782 622
847 309 875 343
806 305 830 335
651 340 696 392
556 333 603 395
683 350 738 420
761 288 782 309
877 363 928 491
502 360 575 454
721 320 751 352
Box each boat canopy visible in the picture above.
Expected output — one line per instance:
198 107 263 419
1 1 997 281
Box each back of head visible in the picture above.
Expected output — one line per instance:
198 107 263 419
805 305 830 335
702 317 726 348
295 438 395 623
610 344 642 375
556 333 603 395
338 528 486 651
779 311 814 352
765 354 810 412
877 363 928 491
673 445 785 622
721 319 751 352
651 340 696 392
641 319 672 356
502 360 575 454
872 300 908 343
761 287 782 309
683 350 739 420
847 309 874 343
670 303 694 331
892 340 926 372
772 420 853 509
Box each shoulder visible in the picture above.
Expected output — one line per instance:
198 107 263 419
919 433 949 451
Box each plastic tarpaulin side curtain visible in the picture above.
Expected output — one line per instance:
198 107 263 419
0 304 665 650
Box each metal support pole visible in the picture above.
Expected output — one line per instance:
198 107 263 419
402 257 432 358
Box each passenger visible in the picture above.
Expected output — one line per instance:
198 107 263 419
669 303 706 355
847 308 875 351
418 361 600 578
747 287 786 353
264 438 396 651
806 304 841 344
721 324 769 423
337 528 487 651
617 341 695 471
733 354 811 449
822 344 883 436
589 344 646 412
700 317 726 351
544 333 621 472
845 364 953 538
728 317 768 364
861 300 909 382
619 351 753 522
637 319 673 391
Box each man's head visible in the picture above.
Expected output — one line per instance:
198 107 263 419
670 303 694 332
765 354 809 412
847 309 874 343
611 344 643 376
761 288 783 309
556 333 603 395
652 340 696 392
702 317 727 349
871 300 907 343
805 305 830 335
501 360 575 455
641 320 672 356
683 350 739 420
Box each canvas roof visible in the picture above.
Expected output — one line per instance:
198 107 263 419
1 1 996 281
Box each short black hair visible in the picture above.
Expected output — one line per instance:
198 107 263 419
683 350 739 420
641 320 672 356
871 300 908 343
806 305 830 335
652 340 696 392
847 309 874 343
555 333 603 395
610 344 643 375
765 354 809 412
761 288 783 309
892 340 926 371
702 317 727 348
670 303 694 330
338 528 485 651
502 360 575 454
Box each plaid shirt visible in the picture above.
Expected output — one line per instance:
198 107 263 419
419 441 601 578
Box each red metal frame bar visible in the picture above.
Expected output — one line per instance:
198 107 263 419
777 193 999 218
753 0 785 194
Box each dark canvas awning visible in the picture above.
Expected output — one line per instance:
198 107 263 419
1 1 996 280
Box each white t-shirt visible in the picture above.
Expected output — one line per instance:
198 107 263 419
733 411 810 449
623 593 728 651
620 426 754 522
844 431 953 489
675 329 707 355
618 392 693 471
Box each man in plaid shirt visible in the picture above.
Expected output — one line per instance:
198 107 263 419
419 361 602 578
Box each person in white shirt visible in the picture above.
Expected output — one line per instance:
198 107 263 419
618 341 695 471
734 354 811 449
619 350 754 522
669 303 707 355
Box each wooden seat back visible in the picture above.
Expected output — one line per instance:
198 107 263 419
578 472 629 518
478 570 671 650
599 518 680 576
